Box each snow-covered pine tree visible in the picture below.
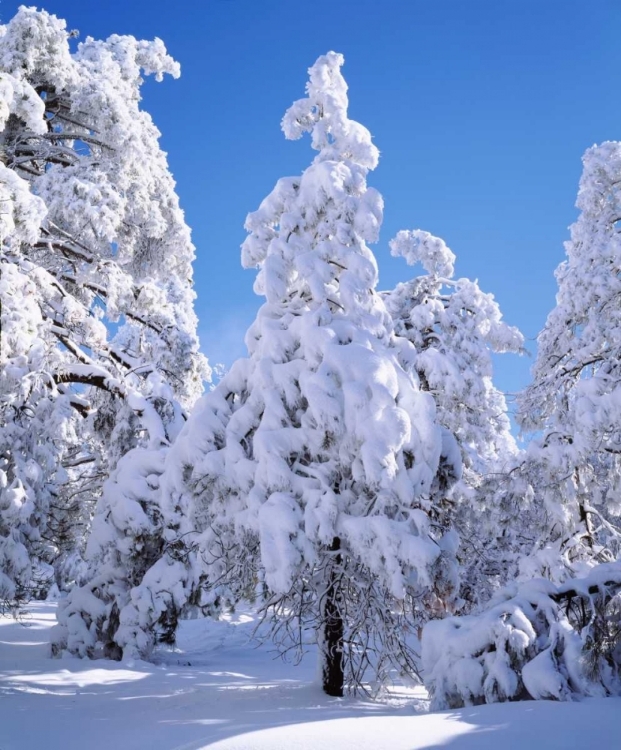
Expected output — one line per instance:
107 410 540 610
0 8 208 607
151 52 461 696
424 140 621 709
385 230 524 608
518 140 621 580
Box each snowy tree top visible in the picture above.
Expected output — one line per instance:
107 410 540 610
281 51 379 169
241 51 386 342
521 139 621 434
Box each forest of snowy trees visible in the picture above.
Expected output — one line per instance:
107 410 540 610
1 7 621 705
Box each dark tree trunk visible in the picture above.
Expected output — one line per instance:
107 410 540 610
575 469 594 550
322 536 344 697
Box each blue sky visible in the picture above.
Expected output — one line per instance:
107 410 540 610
7 1 621 420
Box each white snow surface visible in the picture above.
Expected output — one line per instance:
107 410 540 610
1 604 621 750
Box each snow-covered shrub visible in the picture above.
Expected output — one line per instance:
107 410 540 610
422 562 621 709
51 446 187 658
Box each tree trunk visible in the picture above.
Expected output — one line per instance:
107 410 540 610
575 469 594 550
322 536 344 697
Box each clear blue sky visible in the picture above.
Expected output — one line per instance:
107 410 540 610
7 1 621 419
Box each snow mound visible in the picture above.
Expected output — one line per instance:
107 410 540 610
422 562 621 709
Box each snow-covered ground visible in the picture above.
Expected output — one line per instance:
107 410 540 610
1 604 620 749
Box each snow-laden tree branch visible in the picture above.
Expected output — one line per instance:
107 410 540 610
423 562 621 708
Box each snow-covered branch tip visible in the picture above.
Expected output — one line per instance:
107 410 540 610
281 51 379 169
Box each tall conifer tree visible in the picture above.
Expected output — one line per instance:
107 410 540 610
152 52 461 695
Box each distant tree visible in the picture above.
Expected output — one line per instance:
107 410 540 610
0 8 208 609
517 140 621 580
384 230 524 608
